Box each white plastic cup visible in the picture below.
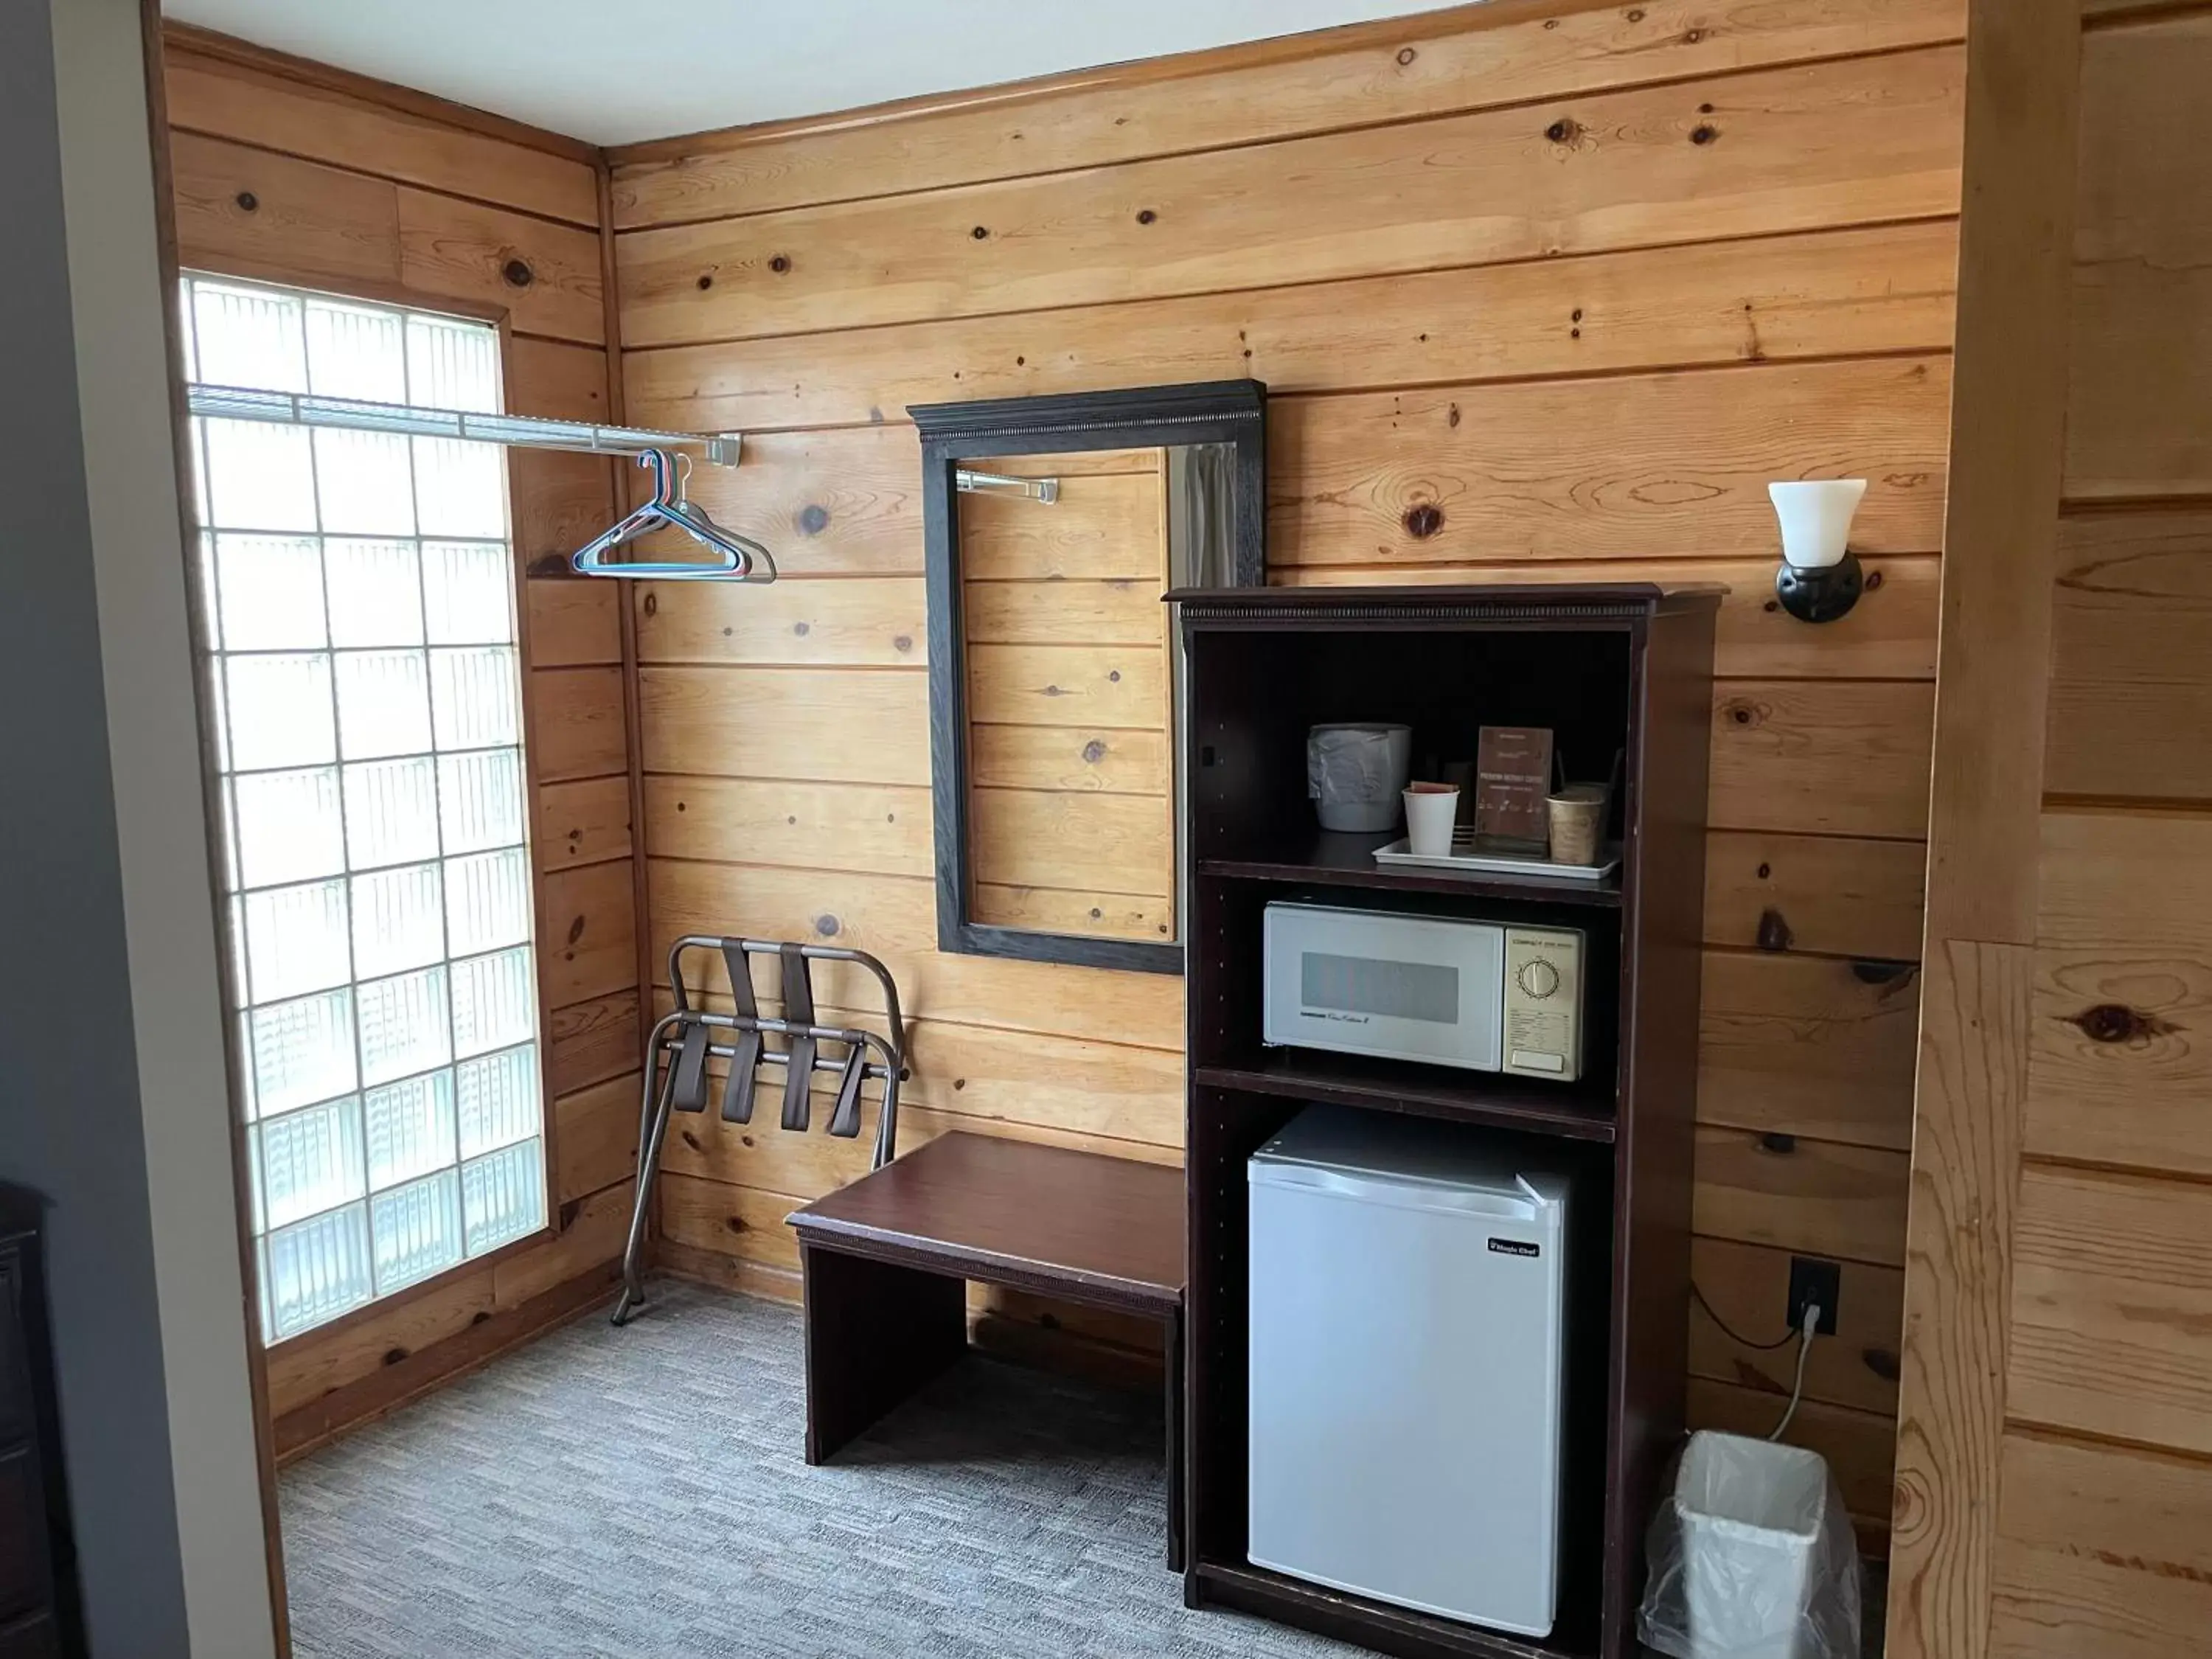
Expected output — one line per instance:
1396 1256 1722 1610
1403 784 1460 857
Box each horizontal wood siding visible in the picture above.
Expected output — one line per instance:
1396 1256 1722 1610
614 0 1966 1541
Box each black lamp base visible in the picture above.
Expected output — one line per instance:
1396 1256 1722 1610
1775 552 1863 623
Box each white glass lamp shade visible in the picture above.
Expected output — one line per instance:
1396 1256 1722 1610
1769 480 1867 570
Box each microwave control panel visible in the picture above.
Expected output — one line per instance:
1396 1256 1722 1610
1500 927 1583 1082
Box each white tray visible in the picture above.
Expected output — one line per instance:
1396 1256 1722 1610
1373 834 1620 882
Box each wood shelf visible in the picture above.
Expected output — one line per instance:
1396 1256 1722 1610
1177 585 1718 1659
1191 1561 1598 1659
1198 830 1623 909
1197 1051 1617 1144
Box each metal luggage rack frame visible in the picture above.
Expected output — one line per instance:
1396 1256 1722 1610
613 934 908 1325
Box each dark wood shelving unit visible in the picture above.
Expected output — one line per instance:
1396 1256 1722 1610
1173 583 1719 1659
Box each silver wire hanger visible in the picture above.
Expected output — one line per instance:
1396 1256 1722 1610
569 448 777 582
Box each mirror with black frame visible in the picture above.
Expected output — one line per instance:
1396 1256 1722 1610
914 380 1267 975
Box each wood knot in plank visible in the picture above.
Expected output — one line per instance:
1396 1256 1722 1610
815 914 840 936
1756 908 1794 953
234 190 258 212
1545 118 1580 145
770 254 790 274
1402 503 1445 539
502 258 534 288
1758 1133 1796 1155
1690 125 1718 146
799 504 830 535
1851 959 1916 988
2071 1002 2177 1044
1397 47 1416 66
383 1347 410 1366
1083 740 1107 763
643 592 658 615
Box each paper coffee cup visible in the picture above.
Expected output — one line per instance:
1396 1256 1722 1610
1546 785 1607 867
1404 784 1460 857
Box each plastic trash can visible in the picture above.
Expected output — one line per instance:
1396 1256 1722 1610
1638 1430 1860 1659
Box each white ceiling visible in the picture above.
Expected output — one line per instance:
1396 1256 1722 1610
163 1 1469 148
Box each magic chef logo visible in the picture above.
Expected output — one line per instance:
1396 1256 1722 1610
1487 1239 1540 1259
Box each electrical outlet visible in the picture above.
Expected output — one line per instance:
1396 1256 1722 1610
1787 1256 1840 1337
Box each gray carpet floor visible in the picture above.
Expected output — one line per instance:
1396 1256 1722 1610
279 1280 1362 1658
281 1279 1882 1658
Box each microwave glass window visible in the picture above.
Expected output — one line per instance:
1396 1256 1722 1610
1301 952 1460 1025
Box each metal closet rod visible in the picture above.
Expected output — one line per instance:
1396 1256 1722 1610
186 382 742 467
956 467 1057 503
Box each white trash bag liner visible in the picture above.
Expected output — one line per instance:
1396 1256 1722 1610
1638 1430 1860 1659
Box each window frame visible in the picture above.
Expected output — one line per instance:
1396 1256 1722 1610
176 270 564 1351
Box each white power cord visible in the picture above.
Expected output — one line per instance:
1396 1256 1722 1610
1767 1302 1822 1441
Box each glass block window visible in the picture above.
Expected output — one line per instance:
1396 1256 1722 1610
181 274 546 1344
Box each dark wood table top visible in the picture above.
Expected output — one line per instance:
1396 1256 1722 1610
788 1132 1185 1314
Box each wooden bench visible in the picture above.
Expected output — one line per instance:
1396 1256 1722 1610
788 1131 1186 1568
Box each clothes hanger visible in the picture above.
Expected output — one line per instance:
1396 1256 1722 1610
568 448 778 582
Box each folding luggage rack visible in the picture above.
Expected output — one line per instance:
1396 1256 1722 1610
611 933 907 1325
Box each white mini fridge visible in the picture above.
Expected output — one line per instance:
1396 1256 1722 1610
1247 1105 1571 1638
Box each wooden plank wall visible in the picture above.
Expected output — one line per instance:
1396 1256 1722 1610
961 450 1178 942
1893 4 2212 1655
159 27 647 1456
610 0 1969 1544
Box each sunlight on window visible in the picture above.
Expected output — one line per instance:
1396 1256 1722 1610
183 275 545 1343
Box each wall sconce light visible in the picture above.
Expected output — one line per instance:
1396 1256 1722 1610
1770 480 1867 623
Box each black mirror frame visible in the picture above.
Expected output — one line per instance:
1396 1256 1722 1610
912 378 1267 975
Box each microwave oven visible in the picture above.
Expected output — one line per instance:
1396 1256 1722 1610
1262 902 1585 1081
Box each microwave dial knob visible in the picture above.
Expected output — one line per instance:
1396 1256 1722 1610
1517 958 1562 1000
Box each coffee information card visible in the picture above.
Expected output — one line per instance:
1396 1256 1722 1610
1474 726 1554 846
